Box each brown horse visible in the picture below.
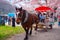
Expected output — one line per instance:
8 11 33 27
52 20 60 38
16 7 39 40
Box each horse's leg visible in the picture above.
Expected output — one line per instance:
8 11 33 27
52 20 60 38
29 26 32 35
49 24 52 29
34 22 39 34
24 27 29 40
44 25 48 32
35 19 39 31
35 23 38 31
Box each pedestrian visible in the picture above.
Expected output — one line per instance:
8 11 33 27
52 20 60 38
8 12 16 27
45 17 49 31
12 17 15 27
58 19 60 26
11 13 16 27
1 17 5 25
57 13 60 26
38 12 41 20
49 17 54 29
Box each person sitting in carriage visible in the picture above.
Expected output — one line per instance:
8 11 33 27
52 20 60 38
39 13 46 23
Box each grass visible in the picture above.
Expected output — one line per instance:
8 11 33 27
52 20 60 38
0 25 24 40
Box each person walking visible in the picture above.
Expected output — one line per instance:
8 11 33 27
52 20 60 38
8 12 16 27
57 12 60 26
45 17 49 31
12 17 15 27
49 16 54 29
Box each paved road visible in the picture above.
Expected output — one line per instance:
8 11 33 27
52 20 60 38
7 22 60 40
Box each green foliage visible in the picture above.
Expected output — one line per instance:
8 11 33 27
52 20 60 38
0 26 24 40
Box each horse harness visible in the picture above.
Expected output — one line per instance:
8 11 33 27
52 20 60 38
21 11 29 24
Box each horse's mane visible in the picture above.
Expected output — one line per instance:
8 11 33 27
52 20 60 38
22 9 29 14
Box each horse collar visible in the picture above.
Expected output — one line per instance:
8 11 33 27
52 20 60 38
22 12 28 24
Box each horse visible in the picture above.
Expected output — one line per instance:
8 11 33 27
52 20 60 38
16 7 39 40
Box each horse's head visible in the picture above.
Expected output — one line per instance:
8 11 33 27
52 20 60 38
16 7 24 24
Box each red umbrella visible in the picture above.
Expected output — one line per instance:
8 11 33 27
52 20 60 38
35 6 52 12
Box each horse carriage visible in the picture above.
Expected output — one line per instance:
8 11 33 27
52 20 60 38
16 7 52 40
32 22 50 31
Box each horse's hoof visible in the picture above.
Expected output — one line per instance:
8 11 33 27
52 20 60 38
50 27 52 29
29 34 32 35
24 37 28 40
50 28 52 29
29 33 32 35
44 29 48 32
45 30 48 32
24 38 28 40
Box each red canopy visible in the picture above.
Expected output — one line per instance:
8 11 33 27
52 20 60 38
35 6 53 12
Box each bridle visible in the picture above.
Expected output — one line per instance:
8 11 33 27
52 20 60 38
17 10 24 19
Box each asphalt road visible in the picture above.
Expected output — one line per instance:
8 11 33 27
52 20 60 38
7 22 60 40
